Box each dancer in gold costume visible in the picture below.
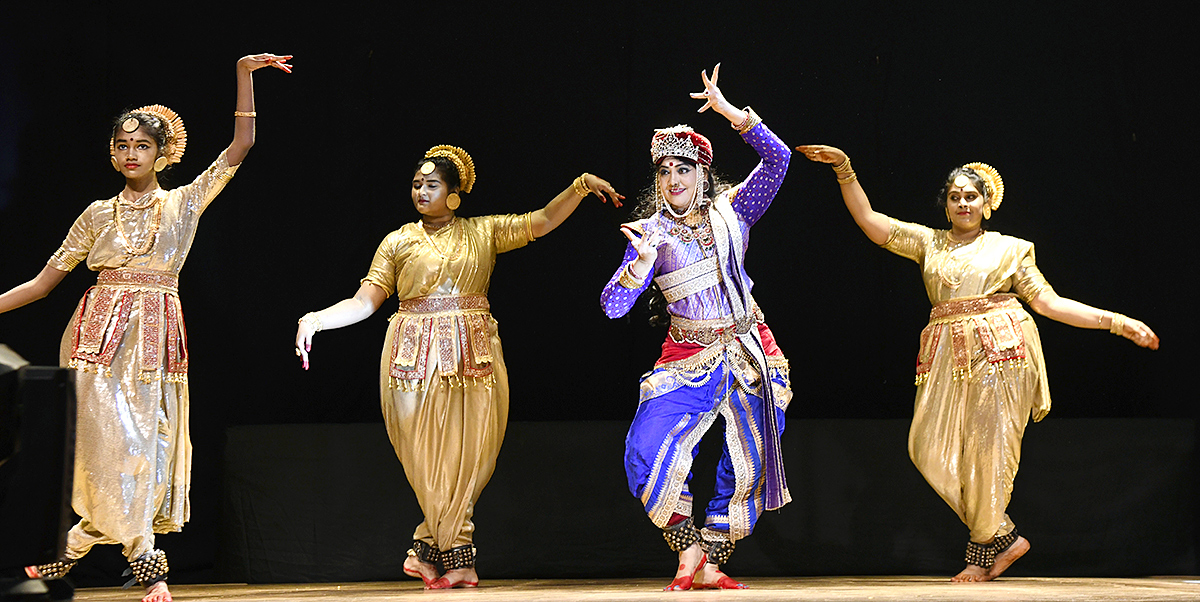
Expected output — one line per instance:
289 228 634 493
294 146 621 589
798 145 1159 583
0 53 292 602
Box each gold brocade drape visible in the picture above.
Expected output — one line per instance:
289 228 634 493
361 214 532 550
47 152 237 561
884 219 1053 543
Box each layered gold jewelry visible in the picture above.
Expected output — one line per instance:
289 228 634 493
299 312 324 332
110 104 188 167
1108 312 1127 336
423 145 476 193
731 106 762 134
234 111 256 118
961 162 1004 219
619 263 647 289
420 217 463 260
113 190 163 256
832 156 857 184
573 173 593 196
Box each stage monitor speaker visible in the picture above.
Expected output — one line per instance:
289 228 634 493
0 344 76 571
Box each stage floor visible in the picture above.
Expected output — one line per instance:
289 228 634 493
70 576 1200 601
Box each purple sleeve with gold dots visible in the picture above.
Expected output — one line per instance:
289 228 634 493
730 122 790 227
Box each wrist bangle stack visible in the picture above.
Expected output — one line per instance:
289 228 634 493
1109 312 1127 336
299 312 323 332
234 111 256 118
619 263 646 289
832 156 857 184
573 173 592 196
731 106 762 134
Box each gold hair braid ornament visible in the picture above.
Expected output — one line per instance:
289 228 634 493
962 162 1004 219
424 145 476 193
109 105 188 167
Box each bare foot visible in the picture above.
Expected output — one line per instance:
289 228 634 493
142 581 172 602
693 563 748 589
402 554 440 587
664 543 705 591
428 567 478 589
988 536 1030 579
951 564 991 583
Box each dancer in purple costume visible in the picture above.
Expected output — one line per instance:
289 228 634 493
601 64 791 591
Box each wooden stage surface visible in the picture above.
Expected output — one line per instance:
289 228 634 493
70 576 1200 601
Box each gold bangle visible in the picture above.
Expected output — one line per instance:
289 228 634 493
1109 312 1127 335
619 263 646 289
234 111 256 118
832 157 853 174
299 312 323 332
573 173 592 196
837 172 858 185
732 106 762 134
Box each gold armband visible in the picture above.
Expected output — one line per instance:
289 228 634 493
234 111 256 118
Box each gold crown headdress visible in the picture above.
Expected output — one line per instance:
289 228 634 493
109 105 188 166
650 125 713 166
423 145 476 193
961 162 1004 219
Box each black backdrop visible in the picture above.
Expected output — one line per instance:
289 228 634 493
1 1 1195 582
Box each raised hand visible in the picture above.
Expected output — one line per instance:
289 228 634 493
689 63 730 114
584 174 626 208
238 53 294 73
620 223 665 274
796 144 849 166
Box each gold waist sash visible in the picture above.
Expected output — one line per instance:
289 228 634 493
916 294 1027 385
389 294 493 384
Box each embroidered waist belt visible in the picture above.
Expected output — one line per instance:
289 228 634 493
916 293 1028 385
97 267 179 293
389 294 494 383
655 256 720 303
396 294 489 315
668 305 764 347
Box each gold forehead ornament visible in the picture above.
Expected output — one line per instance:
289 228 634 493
121 117 140 133
953 175 971 188
420 161 436 175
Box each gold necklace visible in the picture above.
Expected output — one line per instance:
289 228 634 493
113 190 163 256
420 217 462 260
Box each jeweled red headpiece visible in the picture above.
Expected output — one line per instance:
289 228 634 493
650 125 712 166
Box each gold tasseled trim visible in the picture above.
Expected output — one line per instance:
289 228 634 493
388 373 496 391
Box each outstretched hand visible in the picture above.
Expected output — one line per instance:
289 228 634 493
238 53 294 73
796 145 848 166
1120 317 1160 350
689 63 730 114
584 174 625 208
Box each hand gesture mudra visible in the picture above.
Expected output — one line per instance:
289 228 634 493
690 63 730 114
796 145 848 166
1119 317 1160 350
621 224 666 271
583 174 626 208
238 53 294 73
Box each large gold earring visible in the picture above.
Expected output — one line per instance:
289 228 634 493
983 205 992 220
153 156 169 172
945 208 952 223
110 156 121 172
446 192 461 211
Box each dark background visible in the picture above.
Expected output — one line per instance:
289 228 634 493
1 0 1194 584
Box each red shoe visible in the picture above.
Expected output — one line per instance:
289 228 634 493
693 572 748 590
428 577 478 589
663 554 707 591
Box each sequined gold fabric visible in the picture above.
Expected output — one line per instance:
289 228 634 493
47 152 238 561
883 218 1053 542
362 214 532 550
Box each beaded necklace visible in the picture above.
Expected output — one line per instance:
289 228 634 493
113 190 163 256
420 217 463 260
